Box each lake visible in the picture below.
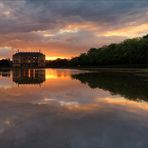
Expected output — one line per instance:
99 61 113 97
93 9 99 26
0 68 148 148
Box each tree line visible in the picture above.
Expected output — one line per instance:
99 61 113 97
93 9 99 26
46 34 148 67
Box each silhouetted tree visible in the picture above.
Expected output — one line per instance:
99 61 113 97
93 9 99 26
46 58 70 67
69 34 148 67
46 34 148 67
0 59 12 67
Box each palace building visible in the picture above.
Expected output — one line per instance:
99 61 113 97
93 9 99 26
12 52 45 67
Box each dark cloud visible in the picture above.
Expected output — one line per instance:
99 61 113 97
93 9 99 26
0 0 148 58
0 0 148 33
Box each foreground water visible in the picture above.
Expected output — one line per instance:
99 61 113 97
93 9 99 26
0 68 148 148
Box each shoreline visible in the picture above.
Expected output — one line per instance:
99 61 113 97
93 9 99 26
1 66 148 74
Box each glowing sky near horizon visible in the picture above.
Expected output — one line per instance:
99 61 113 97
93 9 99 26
0 0 148 60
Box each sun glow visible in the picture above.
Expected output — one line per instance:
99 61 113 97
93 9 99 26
46 56 68 60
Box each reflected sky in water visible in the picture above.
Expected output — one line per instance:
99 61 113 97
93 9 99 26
0 69 148 148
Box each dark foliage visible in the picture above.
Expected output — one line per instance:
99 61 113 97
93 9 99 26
46 58 70 68
69 34 148 67
0 59 12 68
46 34 148 67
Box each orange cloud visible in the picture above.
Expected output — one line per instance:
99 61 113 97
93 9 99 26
103 23 148 38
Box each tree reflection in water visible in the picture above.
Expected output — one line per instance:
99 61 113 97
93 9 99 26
72 70 148 102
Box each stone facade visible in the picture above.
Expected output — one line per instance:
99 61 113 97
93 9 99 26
12 52 45 67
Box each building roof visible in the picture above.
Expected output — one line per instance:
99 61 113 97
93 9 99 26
13 52 45 57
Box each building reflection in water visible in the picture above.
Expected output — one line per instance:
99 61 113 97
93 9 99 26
12 69 45 85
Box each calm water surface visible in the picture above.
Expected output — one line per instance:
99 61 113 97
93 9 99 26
0 68 148 148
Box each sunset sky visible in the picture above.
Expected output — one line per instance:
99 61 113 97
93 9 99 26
0 0 148 60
